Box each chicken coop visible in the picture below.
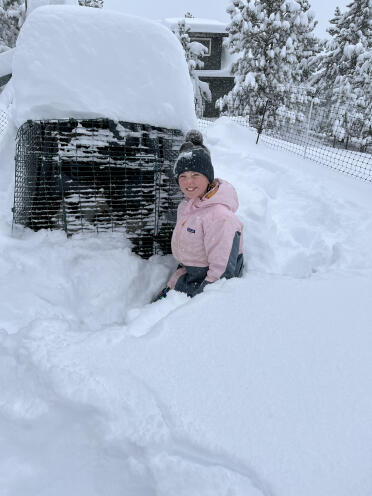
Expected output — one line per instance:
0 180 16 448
13 118 184 258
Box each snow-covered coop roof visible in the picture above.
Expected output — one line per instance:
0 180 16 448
162 17 228 34
12 5 196 130
27 0 78 15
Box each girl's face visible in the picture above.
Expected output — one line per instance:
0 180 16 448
178 171 209 199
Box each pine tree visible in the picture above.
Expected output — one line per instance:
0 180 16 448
315 1 371 148
327 6 342 37
219 0 317 128
295 0 322 85
0 0 25 53
309 8 343 93
298 35 324 84
78 0 103 7
172 19 211 117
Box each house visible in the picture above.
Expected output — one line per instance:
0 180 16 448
163 18 235 118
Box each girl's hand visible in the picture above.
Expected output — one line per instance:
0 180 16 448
151 287 170 303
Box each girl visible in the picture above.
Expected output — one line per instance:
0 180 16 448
153 130 244 301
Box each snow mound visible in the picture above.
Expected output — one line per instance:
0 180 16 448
11 5 196 130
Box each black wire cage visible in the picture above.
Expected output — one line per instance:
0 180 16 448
13 118 184 258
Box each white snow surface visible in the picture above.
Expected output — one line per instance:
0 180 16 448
163 17 228 33
0 48 14 79
27 0 78 16
11 6 196 130
1 117 372 495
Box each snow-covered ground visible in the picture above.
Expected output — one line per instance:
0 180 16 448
1 116 372 496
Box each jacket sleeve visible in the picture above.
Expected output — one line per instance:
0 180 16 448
167 266 187 289
203 210 242 283
167 201 188 289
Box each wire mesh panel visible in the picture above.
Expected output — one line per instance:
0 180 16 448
13 119 184 258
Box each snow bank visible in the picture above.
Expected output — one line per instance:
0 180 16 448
0 48 14 79
1 118 372 495
12 6 196 130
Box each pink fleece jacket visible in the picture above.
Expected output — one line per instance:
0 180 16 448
167 179 244 288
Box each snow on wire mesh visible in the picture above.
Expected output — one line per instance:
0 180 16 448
13 118 184 258
213 90 372 183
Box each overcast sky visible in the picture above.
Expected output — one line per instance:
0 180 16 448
104 0 351 39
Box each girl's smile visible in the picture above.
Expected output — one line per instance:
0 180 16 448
178 171 209 199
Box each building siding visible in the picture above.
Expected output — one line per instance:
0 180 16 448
189 33 225 71
199 77 234 118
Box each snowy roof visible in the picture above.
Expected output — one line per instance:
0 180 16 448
11 6 196 131
0 49 14 79
162 17 228 34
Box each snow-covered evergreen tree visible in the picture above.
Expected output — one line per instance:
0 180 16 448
78 0 103 7
172 19 211 117
314 0 371 148
0 0 25 53
295 0 323 85
308 8 343 95
298 35 324 85
327 6 342 37
219 0 317 127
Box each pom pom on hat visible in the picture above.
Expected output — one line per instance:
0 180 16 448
185 129 204 146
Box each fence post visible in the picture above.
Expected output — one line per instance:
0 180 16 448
303 98 314 159
256 99 269 144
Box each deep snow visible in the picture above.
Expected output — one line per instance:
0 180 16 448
1 117 372 496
